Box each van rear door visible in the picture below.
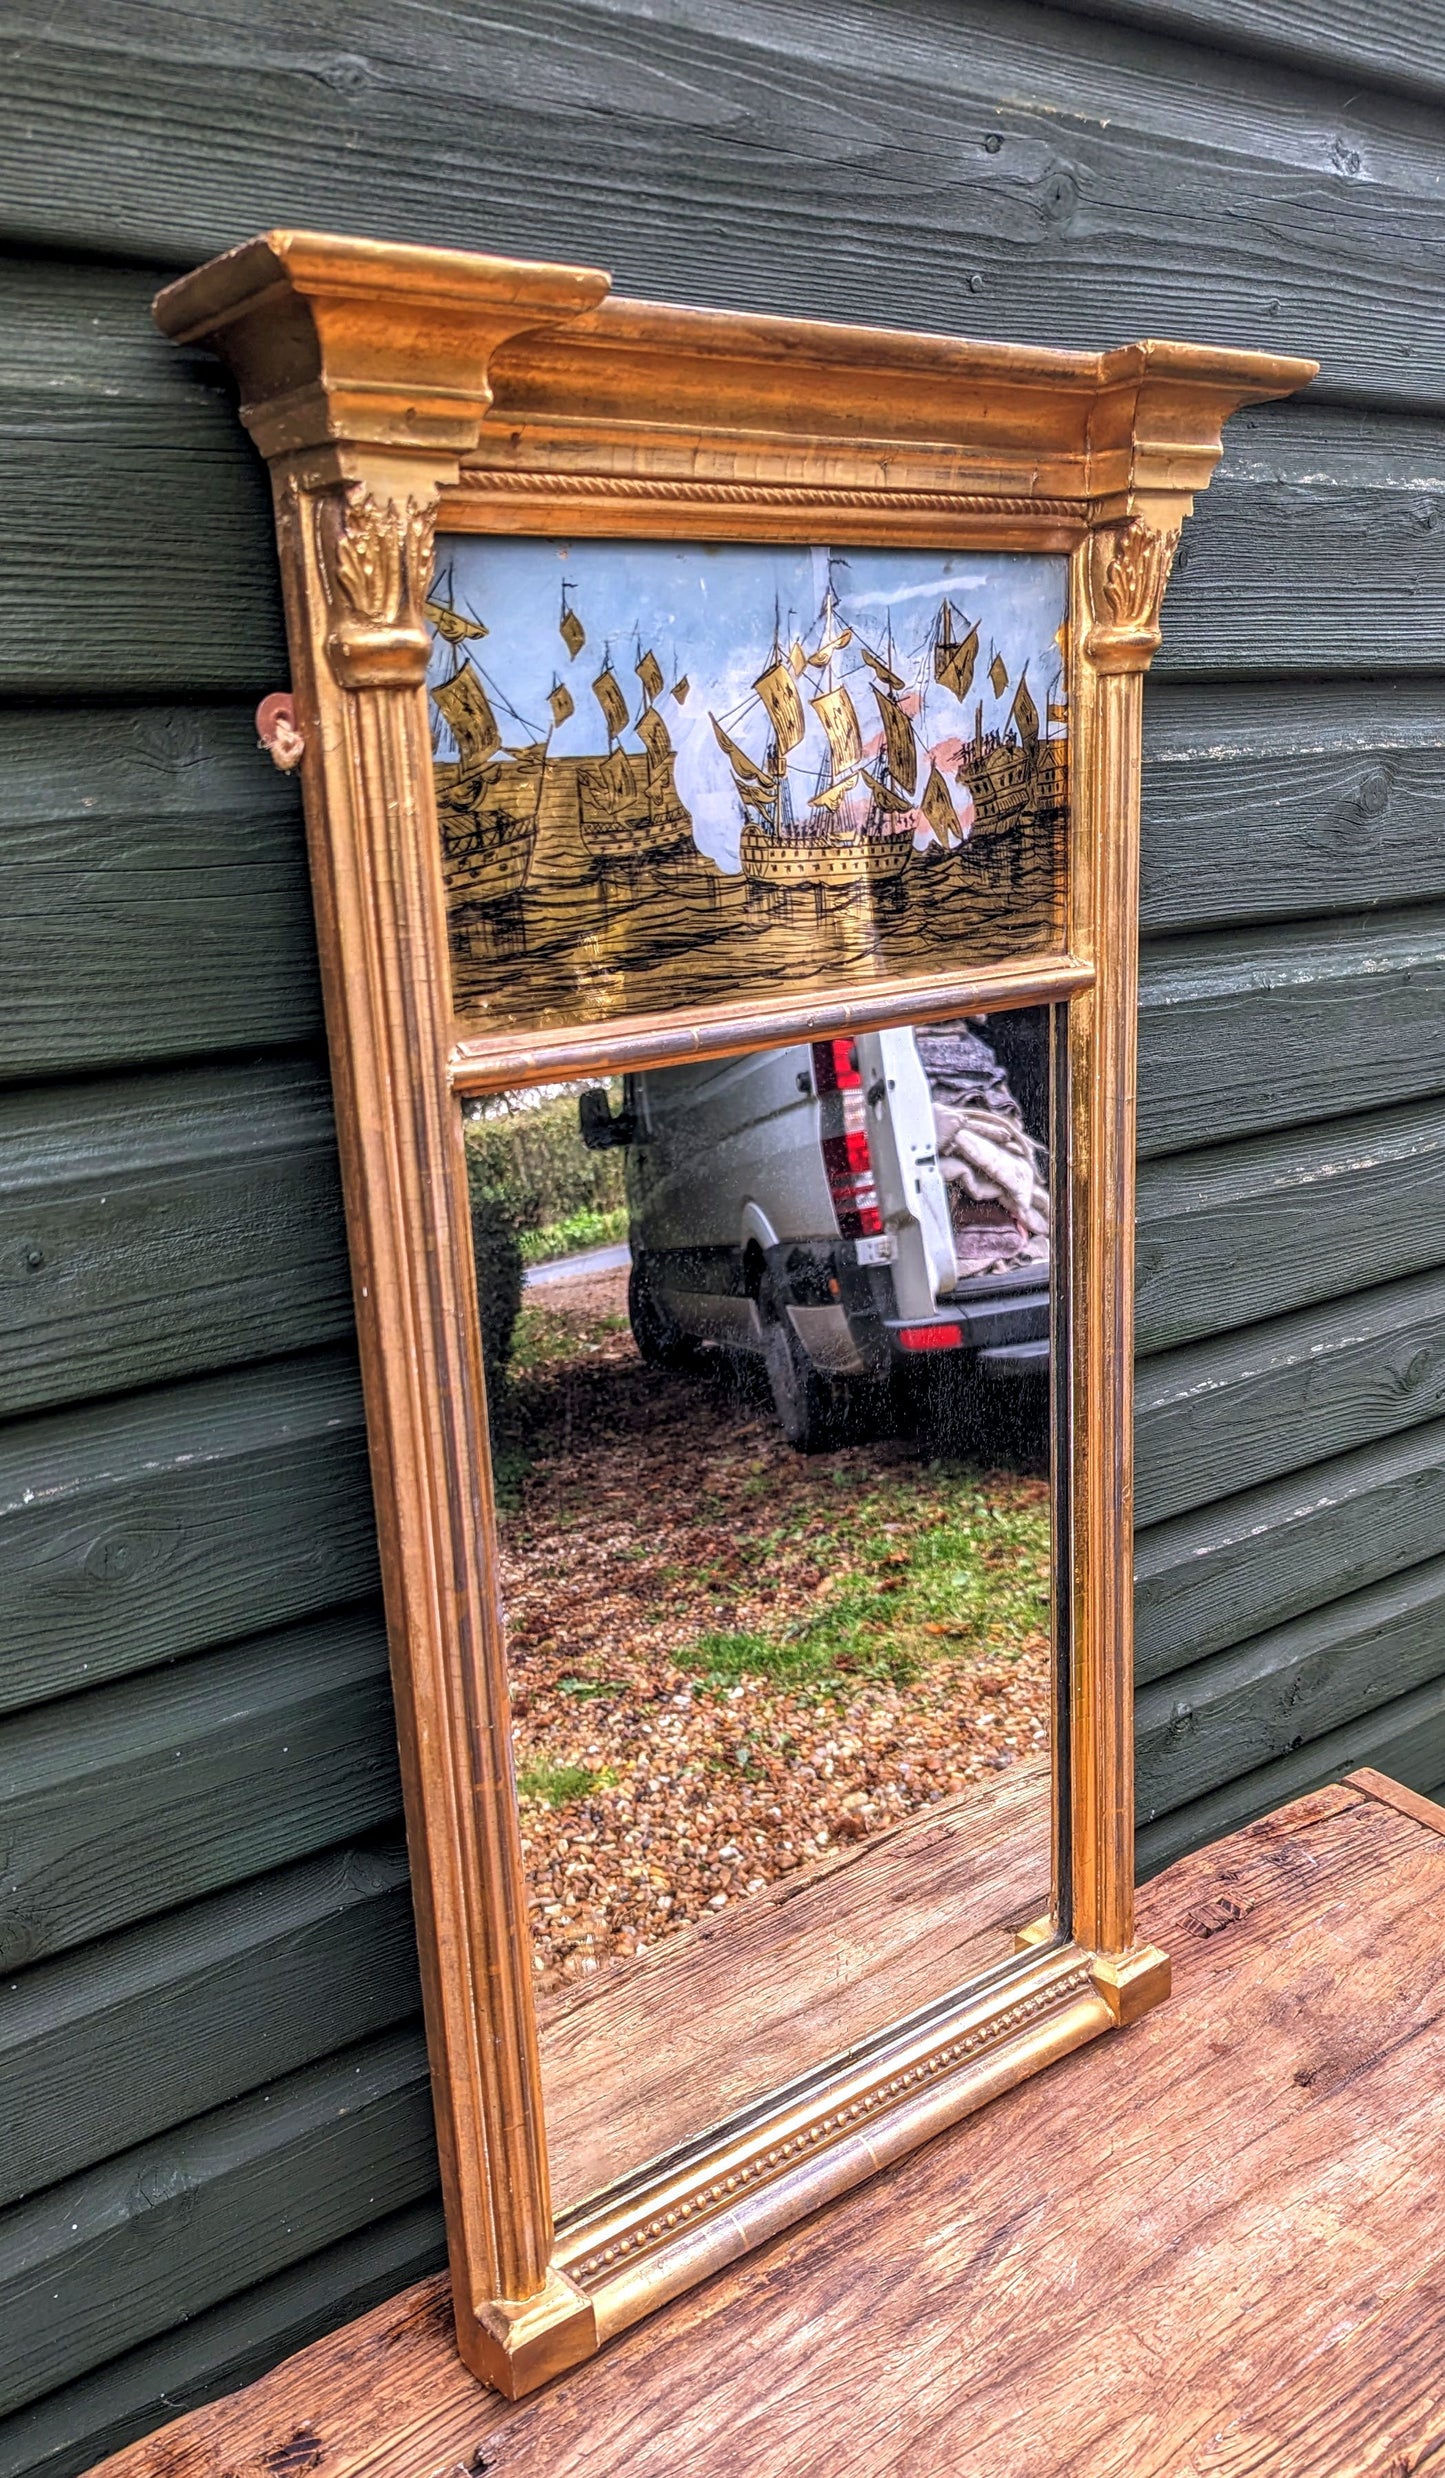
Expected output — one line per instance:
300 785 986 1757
852 1027 957 1317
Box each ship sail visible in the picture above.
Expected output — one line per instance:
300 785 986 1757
810 684 864 779
860 644 905 692
425 599 489 646
1047 700 1068 726
933 601 979 702
1011 671 1040 748
860 769 917 815
672 676 690 704
709 711 776 790
547 681 575 729
988 650 1010 699
809 769 864 813
753 657 807 756
434 663 502 767
634 705 672 763
920 762 960 841
560 600 586 659
805 622 853 668
635 648 664 704
593 666 630 739
874 690 919 795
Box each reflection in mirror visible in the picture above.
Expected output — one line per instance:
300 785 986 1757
466 1008 1057 2219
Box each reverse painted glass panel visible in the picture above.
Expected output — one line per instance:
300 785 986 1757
429 539 1070 1037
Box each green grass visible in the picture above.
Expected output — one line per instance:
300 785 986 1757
506 1300 629 1382
676 1478 1049 1700
515 1758 614 1807
519 1204 629 1267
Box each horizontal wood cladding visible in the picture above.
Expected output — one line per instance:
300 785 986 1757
0 2202 446 2478
4 2 1445 2466
1137 1551 1445 1825
0 3 1443 409
1135 1417 1445 1683
1135 1265 1445 1529
0 2026 436 2423
4 676 1440 1093
1063 0 1445 107
1136 910 1445 1158
1137 1667 1445 1876
0 1352 375 1717
13 376 1445 692
0 1062 350 1418
0 1609 401 1970
0 1844 419 2208
1135 1097 1445 1355
1140 681 1445 935
0 704 316 1084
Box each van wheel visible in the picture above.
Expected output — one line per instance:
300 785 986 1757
759 1279 848 1453
628 1258 698 1371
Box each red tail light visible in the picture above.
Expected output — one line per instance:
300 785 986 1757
811 1038 883 1238
897 1321 965 1353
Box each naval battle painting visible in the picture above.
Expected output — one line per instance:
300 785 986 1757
429 536 1070 1040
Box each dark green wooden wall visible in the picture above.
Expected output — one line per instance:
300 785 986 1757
2 2 1444 2469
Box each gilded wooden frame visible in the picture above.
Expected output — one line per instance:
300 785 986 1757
155 232 1313 2396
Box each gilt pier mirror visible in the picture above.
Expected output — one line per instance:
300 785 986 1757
155 235 1314 2396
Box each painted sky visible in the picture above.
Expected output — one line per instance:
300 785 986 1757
429 537 1068 871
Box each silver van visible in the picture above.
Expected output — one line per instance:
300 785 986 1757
580 1016 1050 1451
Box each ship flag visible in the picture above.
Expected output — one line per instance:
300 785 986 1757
433 663 502 767
547 680 575 729
754 657 807 756
1011 671 1040 748
988 650 1010 699
559 597 586 659
593 666 630 740
634 705 672 763
920 762 960 842
810 685 864 780
874 690 919 795
635 648 664 704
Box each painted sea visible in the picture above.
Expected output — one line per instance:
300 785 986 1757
428 536 1070 1039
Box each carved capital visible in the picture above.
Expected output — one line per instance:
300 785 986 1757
312 485 438 689
1083 516 1179 674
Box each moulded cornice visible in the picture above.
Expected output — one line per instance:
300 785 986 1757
155 229 1315 519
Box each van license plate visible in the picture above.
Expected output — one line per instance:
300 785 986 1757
854 1234 897 1266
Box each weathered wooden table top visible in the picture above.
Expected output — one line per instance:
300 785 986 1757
100 1769 1445 2478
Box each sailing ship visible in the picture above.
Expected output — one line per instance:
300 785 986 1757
428 589 546 907
710 591 938 896
938 607 1067 843
576 640 695 865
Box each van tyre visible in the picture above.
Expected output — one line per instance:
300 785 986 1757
628 1257 700 1371
759 1278 849 1453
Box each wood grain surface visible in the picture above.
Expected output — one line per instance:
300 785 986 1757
0 1609 401 1968
6 0 1445 2459
0 1352 375 1716
89 1774 1445 2478
0 1841 418 2206
539 1762 1050 2218
1 2 1442 415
